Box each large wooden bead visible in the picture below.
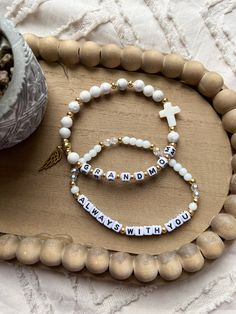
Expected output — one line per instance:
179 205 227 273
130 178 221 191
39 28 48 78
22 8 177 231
158 252 182 280
40 238 64 266
100 44 121 68
38 36 59 62
23 33 40 57
230 174 236 194
181 61 205 86
231 133 236 150
211 213 236 240
85 247 109 274
16 237 42 265
58 40 80 65
162 54 185 78
133 254 158 282
0 234 19 260
178 243 204 272
109 252 133 280
196 231 224 259
232 154 236 172
198 71 224 98
62 243 87 272
224 195 236 216
80 41 101 67
213 89 236 114
121 46 142 71
141 50 164 73
222 109 236 133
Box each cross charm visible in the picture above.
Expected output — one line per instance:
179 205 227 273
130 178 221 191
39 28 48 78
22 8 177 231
159 102 181 127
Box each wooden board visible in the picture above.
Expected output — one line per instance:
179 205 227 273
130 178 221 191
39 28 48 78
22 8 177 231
0 62 232 255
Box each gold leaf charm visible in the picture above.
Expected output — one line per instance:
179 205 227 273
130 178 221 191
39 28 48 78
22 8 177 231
38 146 63 172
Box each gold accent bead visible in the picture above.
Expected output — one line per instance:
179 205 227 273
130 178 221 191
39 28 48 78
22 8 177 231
150 144 154 149
90 169 94 174
144 171 148 177
170 142 176 147
162 226 167 233
130 174 134 180
77 162 82 168
75 97 81 103
111 82 117 89
66 148 71 154
128 80 133 88
169 126 175 131
118 137 122 143
190 178 196 184
75 192 80 197
156 165 161 170
67 111 74 118
70 181 75 186
164 154 171 160
189 209 195 216
161 97 168 104
120 227 126 235
102 173 106 178
63 139 69 143
193 197 199 203
116 174 120 179
99 141 105 148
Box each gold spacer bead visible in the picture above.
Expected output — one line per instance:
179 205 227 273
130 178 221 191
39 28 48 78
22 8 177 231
190 178 196 184
90 169 94 174
75 97 81 103
193 197 199 203
164 154 170 160
67 111 74 118
111 82 117 89
162 226 167 234
161 97 168 104
150 144 154 149
66 148 71 154
120 227 126 235
128 80 133 88
75 192 80 197
170 142 176 147
63 138 69 143
99 141 105 148
156 165 161 170
102 173 106 178
118 137 122 143
116 174 120 179
189 209 195 216
70 181 75 186
77 162 82 168
130 174 134 180
169 126 175 131
144 171 148 177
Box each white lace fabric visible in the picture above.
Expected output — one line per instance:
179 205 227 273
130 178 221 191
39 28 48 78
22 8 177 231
0 0 236 313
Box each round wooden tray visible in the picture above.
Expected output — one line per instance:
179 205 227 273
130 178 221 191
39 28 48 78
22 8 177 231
0 35 236 283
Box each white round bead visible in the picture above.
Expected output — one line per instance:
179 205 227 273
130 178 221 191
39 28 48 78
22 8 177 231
136 139 143 147
174 163 182 172
79 158 86 164
117 78 128 90
129 137 137 145
94 144 102 153
90 86 101 98
71 185 80 194
142 140 151 148
89 149 97 158
143 85 154 97
184 173 192 181
67 152 80 164
84 153 91 162
188 202 198 211
122 136 130 144
80 90 91 103
59 127 71 139
179 167 188 176
133 80 145 92
100 82 112 94
152 90 164 102
68 101 80 113
61 116 73 128
167 131 180 143
169 159 177 167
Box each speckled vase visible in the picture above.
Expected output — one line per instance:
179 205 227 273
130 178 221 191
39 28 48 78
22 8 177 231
0 18 47 150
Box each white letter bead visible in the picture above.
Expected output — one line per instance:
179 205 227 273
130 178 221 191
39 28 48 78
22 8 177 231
126 226 135 236
106 171 116 181
184 173 192 181
104 217 115 229
70 185 79 194
112 221 122 233
77 194 88 206
143 226 153 235
80 163 91 174
173 216 183 228
96 212 107 224
122 136 130 144
134 226 144 236
179 211 191 222
61 116 73 128
93 168 103 179
100 82 112 94
188 202 198 211
68 101 80 113
80 90 91 103
133 80 145 92
152 90 164 102
59 127 71 139
164 145 176 157
84 201 95 213
90 86 101 98
143 85 154 97
67 152 80 164
152 225 162 235
90 206 100 217
167 131 180 143
179 167 187 176
121 172 131 182
134 171 144 181
147 166 158 176
94 144 102 153
174 163 182 172
142 140 151 148
164 220 176 232
169 159 177 167
157 156 168 168
117 78 128 90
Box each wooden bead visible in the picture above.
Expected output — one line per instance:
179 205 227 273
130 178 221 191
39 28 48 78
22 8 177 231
198 71 224 98
141 50 164 73
158 251 182 280
211 213 236 240
80 41 101 67
222 109 236 133
213 89 236 114
178 243 204 272
162 54 185 78
16 237 42 265
121 46 142 71
100 44 121 68
109 252 133 280
196 231 224 259
181 60 205 86
62 243 87 272
40 238 64 266
38 36 60 62
232 154 236 172
230 174 236 194
23 33 40 57
85 247 109 274
231 133 236 150
133 254 158 282
0 234 19 260
224 195 236 216
58 40 80 65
